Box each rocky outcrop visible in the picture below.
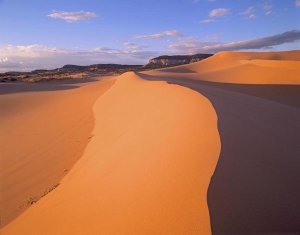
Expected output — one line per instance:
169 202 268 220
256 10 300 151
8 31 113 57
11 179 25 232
145 54 213 68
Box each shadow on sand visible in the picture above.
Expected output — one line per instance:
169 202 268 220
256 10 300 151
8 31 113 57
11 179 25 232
0 78 99 95
140 72 300 235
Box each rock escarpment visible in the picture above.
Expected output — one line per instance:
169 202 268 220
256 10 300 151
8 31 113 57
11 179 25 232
145 54 213 68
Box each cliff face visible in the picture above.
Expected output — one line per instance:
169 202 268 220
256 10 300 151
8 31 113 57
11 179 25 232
146 54 213 68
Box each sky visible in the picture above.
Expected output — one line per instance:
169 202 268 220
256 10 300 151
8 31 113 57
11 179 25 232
0 0 300 72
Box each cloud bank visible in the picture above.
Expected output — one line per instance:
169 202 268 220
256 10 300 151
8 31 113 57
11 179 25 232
168 30 300 54
1 30 299 72
0 44 159 72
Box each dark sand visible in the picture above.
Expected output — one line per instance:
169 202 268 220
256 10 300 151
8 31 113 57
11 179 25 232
140 73 300 235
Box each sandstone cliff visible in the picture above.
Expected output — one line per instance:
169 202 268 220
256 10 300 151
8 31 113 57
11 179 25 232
145 54 213 68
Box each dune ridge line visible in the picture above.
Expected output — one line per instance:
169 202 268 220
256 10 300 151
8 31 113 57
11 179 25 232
1 72 221 235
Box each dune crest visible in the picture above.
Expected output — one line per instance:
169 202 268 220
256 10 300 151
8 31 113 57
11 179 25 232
144 50 300 84
2 72 220 235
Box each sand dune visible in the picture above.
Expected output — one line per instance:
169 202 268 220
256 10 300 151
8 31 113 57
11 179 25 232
138 49 300 234
1 72 220 234
141 76 300 234
0 78 115 227
144 50 300 84
2 50 299 235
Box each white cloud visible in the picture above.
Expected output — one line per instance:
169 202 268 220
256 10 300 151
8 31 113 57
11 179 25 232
93 47 121 54
263 1 273 15
167 38 216 54
296 0 300 7
1 44 67 58
200 18 216 23
209 8 230 17
239 6 256 19
0 57 8 63
48 11 97 22
123 42 148 52
136 30 183 39
200 7 229 24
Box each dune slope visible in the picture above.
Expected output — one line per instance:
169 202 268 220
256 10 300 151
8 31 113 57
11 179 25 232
176 79 300 234
0 78 115 227
144 50 300 84
139 65 300 234
1 73 220 235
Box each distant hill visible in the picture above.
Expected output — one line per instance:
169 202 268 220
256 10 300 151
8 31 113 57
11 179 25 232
57 64 142 72
0 53 214 82
0 64 143 82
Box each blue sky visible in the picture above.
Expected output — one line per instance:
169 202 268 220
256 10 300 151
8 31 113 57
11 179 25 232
0 0 299 71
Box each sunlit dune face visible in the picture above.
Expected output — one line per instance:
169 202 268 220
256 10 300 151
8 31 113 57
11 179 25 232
0 78 115 228
143 50 300 85
1 73 220 235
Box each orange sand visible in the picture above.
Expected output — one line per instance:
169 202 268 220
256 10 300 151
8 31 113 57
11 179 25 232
2 50 298 234
137 50 300 234
1 72 220 234
0 78 115 227
144 50 300 84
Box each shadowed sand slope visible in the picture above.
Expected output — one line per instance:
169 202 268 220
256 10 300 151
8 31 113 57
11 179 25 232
1 72 220 235
140 73 300 235
0 78 115 227
144 50 300 84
